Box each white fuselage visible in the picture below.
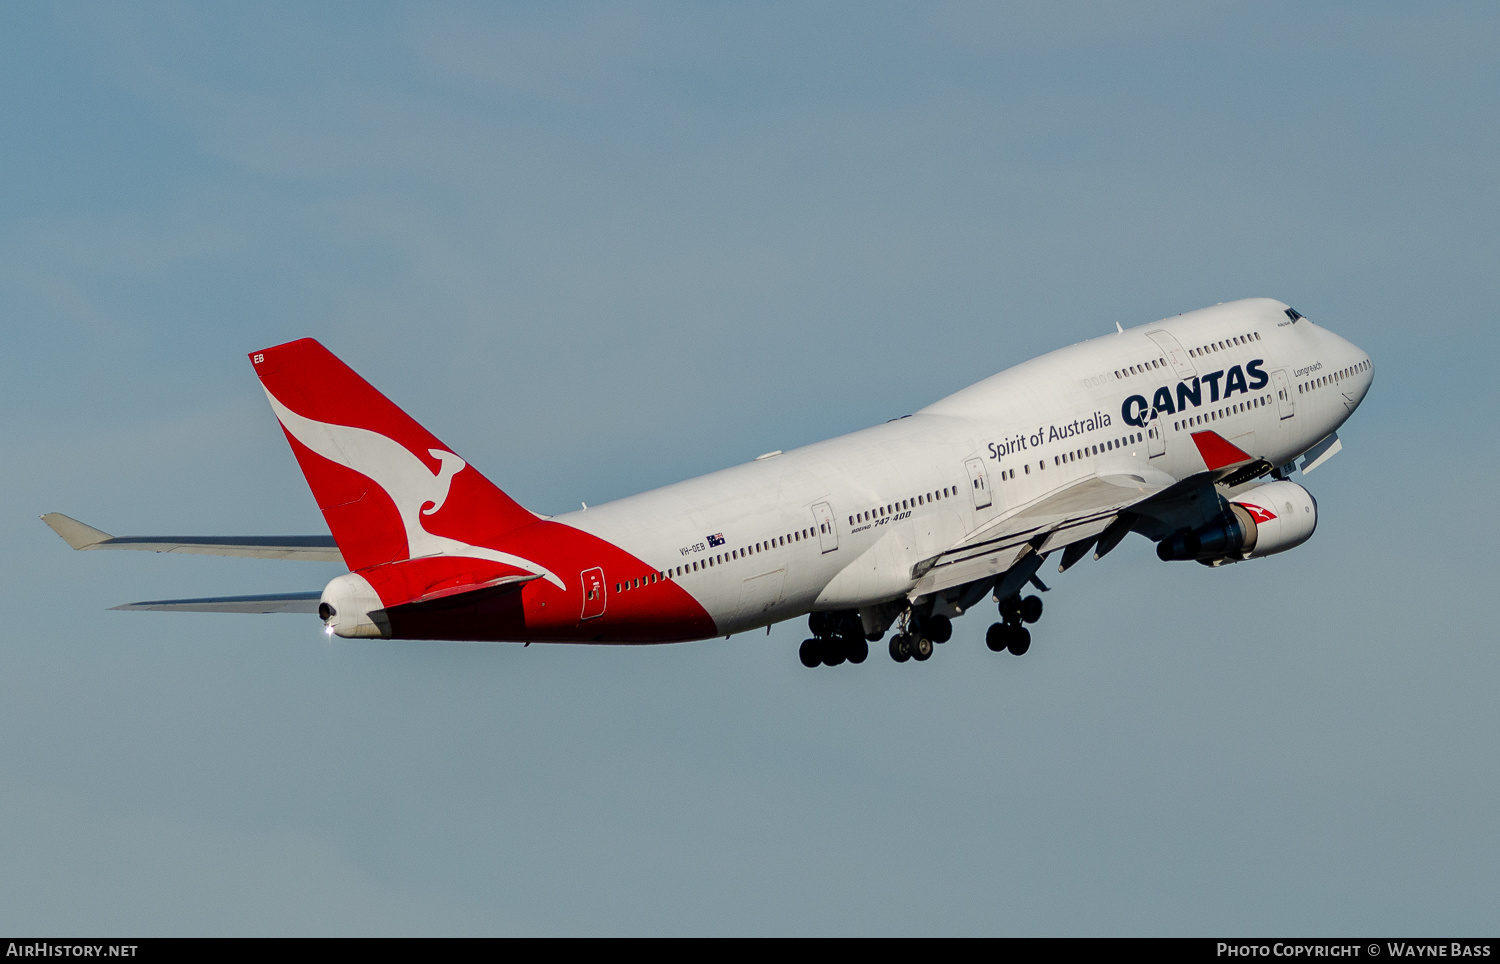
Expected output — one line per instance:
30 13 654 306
562 298 1371 635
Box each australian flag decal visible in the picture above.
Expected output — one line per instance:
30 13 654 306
707 533 725 547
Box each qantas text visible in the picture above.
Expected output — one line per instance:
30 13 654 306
1121 359 1268 427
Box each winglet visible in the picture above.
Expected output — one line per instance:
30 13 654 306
41 513 113 550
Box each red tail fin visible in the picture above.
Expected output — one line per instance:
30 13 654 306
250 339 536 572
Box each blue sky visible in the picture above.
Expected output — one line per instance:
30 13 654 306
1 2 1496 934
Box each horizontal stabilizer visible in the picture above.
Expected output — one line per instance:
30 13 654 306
112 592 323 614
41 514 342 562
389 572 542 609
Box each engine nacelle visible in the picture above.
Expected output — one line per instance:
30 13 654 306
1232 480 1318 558
319 572 391 638
1156 480 1318 564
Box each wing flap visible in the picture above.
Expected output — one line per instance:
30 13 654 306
112 591 324 614
911 463 1179 599
41 514 343 562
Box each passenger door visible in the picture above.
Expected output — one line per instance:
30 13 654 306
1146 329 1197 380
811 502 839 553
1272 369 1296 419
1148 413 1166 458
964 458 993 510
579 567 606 620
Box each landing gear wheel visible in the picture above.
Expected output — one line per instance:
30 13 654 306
846 637 869 665
999 595 1023 625
799 638 821 668
889 634 911 663
926 614 953 644
1020 595 1043 624
1008 626 1031 656
822 643 846 667
986 623 1008 652
910 635 934 661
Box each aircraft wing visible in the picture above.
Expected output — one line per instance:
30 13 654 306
913 433 1281 598
911 460 1179 597
41 513 343 563
112 592 324 614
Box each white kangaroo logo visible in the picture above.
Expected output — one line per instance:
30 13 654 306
263 387 564 590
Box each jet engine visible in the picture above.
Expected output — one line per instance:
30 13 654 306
1156 480 1318 564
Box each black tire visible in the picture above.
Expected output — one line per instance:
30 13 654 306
926 614 952 643
799 638 821 667
808 612 833 637
911 635 934 661
889 634 911 663
846 638 869 664
1020 595 1043 624
822 643 846 667
986 622 1008 652
1009 626 1031 656
999 595 1022 625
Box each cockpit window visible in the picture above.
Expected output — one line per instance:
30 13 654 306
1285 308 1303 322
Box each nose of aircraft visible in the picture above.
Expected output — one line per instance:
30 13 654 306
1318 325 1374 412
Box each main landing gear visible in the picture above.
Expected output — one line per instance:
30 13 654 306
986 593 1042 656
887 613 951 664
800 612 869 668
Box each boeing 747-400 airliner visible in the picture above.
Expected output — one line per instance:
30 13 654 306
44 297 1371 666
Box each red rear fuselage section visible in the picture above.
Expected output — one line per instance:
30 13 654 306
355 520 717 643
